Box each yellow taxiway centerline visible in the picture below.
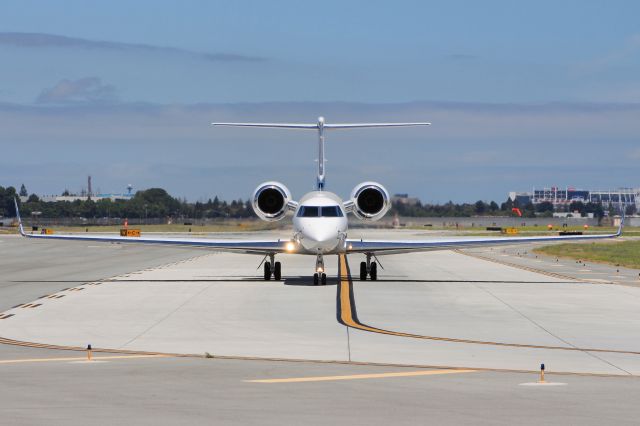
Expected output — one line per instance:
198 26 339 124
335 254 640 357
247 369 476 383
0 354 168 364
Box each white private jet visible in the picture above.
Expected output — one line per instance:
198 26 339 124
15 117 623 285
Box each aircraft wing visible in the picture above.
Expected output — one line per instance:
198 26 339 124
346 220 624 255
13 200 289 255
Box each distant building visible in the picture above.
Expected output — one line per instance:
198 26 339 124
30 179 135 203
39 193 134 203
392 193 420 206
509 186 639 211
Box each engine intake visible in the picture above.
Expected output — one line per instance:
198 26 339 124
350 182 391 221
252 181 292 221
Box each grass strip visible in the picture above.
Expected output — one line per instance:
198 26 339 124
534 240 640 270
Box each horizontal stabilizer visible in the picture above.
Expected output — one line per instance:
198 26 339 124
211 123 317 129
324 123 430 129
212 122 430 129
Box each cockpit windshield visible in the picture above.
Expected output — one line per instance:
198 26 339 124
321 206 342 217
299 206 319 217
297 205 343 217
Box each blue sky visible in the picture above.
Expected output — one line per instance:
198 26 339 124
1 1 639 202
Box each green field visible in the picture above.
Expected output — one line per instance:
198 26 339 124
404 225 640 237
534 240 640 269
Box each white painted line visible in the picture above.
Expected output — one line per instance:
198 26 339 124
519 382 567 387
0 354 165 365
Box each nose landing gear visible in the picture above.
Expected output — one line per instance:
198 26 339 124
313 272 327 286
314 254 327 286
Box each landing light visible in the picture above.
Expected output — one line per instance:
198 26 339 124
285 241 296 252
317 267 324 273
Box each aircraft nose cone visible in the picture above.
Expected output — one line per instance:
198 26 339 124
301 227 338 251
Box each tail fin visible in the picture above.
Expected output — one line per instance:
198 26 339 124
13 198 26 236
212 116 430 190
616 211 625 237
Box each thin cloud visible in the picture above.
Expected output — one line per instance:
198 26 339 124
443 53 478 62
0 32 266 63
36 77 117 104
1 100 639 202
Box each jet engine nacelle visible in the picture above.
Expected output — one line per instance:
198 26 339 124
252 181 292 221
350 182 391 221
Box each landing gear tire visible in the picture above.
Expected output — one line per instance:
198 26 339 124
360 262 367 281
274 261 282 280
370 262 378 281
264 262 271 281
313 273 319 286
321 273 327 286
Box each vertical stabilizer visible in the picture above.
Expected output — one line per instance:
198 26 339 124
13 198 26 236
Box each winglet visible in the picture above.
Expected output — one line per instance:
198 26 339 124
616 210 625 237
13 198 26 237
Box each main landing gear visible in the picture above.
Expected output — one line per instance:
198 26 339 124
263 253 281 281
360 253 378 281
313 254 327 286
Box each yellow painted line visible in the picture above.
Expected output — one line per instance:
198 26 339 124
0 354 167 364
0 336 634 377
336 254 640 356
247 369 476 383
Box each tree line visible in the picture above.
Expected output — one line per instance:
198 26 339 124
1 186 254 219
0 184 623 220
392 198 614 220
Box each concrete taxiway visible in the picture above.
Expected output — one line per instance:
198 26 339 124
1 230 640 424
